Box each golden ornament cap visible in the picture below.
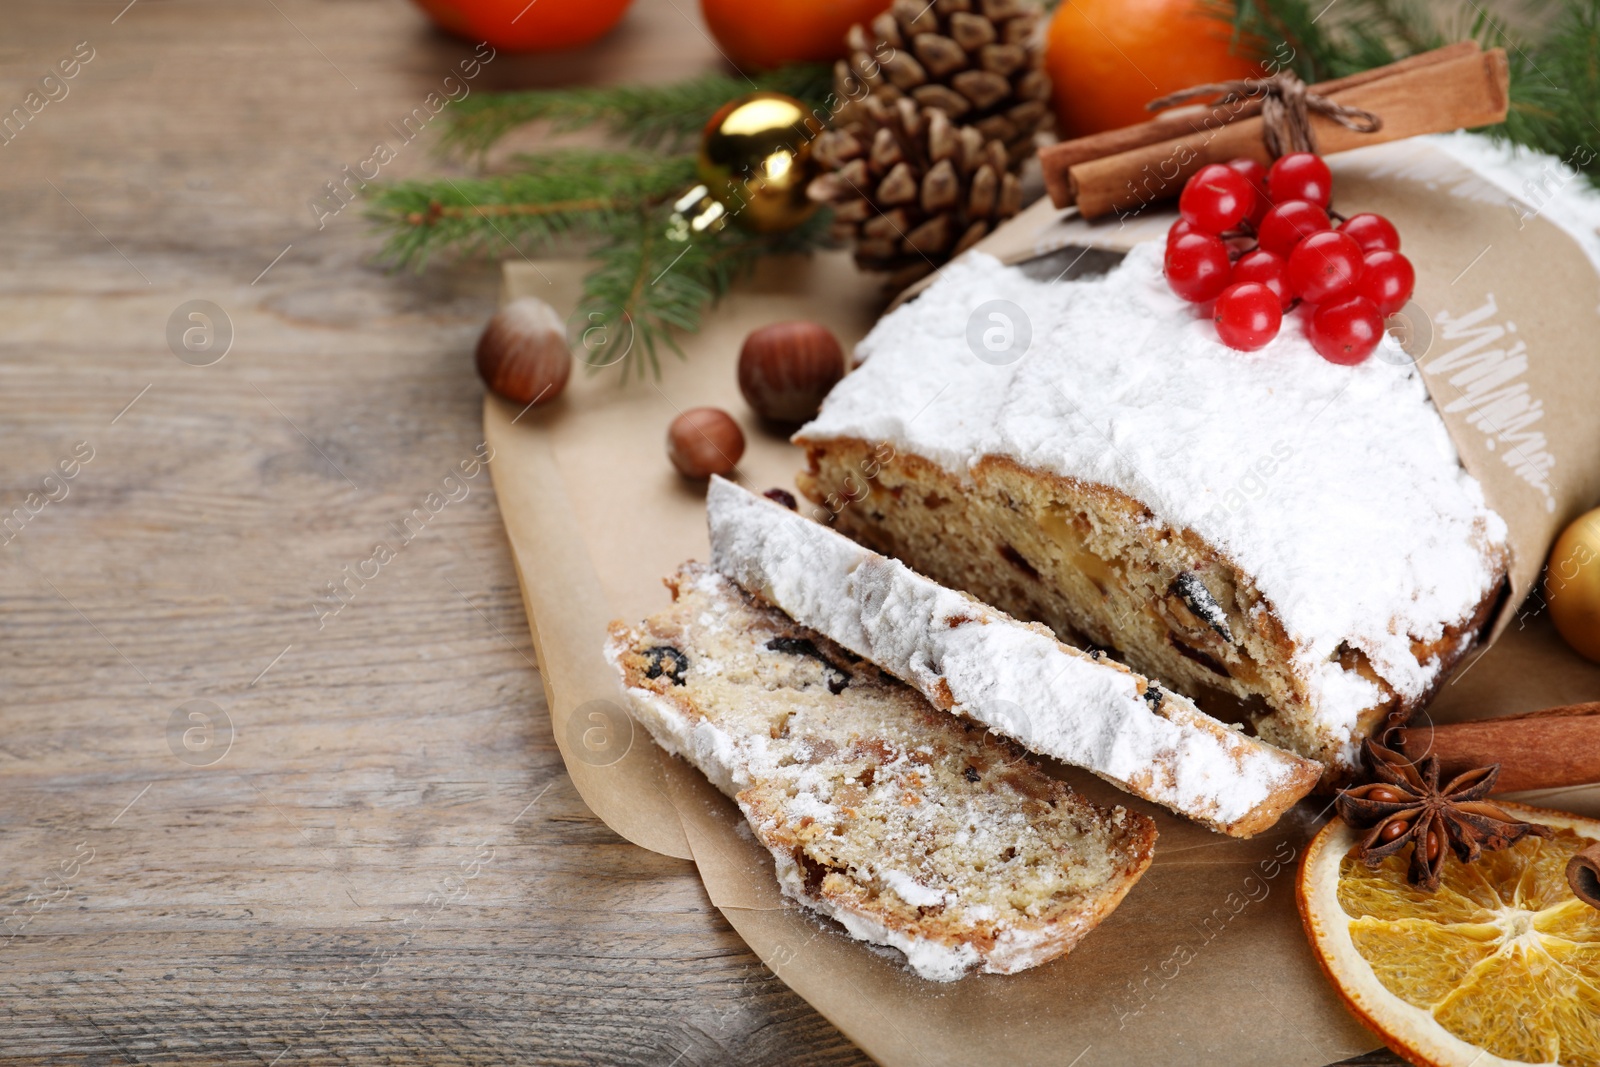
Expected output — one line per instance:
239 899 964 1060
697 91 823 234
1547 506 1600 662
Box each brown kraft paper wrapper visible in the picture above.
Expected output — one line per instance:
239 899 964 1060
486 138 1600 1066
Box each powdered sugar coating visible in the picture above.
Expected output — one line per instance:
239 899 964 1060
605 566 1151 980
797 243 1508 762
770 851 983 981
604 656 988 980
708 477 1319 834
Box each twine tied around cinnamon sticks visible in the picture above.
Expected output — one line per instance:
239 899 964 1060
1143 70 1383 158
1038 42 1512 218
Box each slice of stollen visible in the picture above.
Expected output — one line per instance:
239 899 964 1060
606 564 1157 981
707 476 1321 837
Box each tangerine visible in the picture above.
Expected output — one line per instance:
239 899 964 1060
699 0 893 70
1045 0 1262 138
411 0 634 52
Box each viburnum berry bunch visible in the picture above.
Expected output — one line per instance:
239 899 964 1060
1163 152 1415 364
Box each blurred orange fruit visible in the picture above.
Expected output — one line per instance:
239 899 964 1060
699 0 893 70
1046 0 1262 138
411 0 635 52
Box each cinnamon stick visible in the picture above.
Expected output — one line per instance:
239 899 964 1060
1569 843 1600 909
1068 47 1510 220
1040 41 1483 208
1394 702 1600 793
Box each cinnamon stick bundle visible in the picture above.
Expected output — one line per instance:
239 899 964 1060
1055 47 1510 220
1039 41 1483 208
1394 702 1600 793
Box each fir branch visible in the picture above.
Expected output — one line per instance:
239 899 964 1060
367 145 836 379
1490 0 1600 172
1225 0 1444 79
439 63 835 158
366 150 697 269
372 63 846 380
579 207 835 380
1225 0 1347 80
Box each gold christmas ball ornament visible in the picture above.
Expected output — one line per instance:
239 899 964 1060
1546 507 1600 662
697 91 823 233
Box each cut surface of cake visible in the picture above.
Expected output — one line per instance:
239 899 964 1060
795 241 1509 778
707 476 1320 836
606 564 1157 981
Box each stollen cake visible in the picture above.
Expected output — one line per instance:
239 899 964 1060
795 241 1509 779
606 564 1157 981
708 476 1321 836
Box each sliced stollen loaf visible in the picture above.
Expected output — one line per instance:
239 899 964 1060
707 476 1321 837
606 564 1157 981
793 243 1508 779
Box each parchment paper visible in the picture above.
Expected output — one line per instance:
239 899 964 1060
486 138 1600 1065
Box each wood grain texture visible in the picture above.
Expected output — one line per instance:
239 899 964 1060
0 2 868 1062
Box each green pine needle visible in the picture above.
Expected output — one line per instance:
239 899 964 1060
439 63 835 158
366 144 837 380
366 150 698 270
369 61 846 381
579 207 835 381
1490 0 1600 168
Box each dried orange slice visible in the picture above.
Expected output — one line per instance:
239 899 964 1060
1299 800 1600 1066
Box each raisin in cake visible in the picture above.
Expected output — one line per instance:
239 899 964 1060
795 242 1509 780
708 476 1320 836
606 564 1157 981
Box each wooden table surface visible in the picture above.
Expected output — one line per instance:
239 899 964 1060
1 2 1444 1063
1 1 871 1062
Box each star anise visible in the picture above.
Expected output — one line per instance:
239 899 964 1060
1334 738 1551 891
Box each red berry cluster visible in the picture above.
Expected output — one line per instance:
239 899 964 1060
1164 153 1415 365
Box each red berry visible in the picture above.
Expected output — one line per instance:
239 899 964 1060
1179 164 1256 234
1226 158 1268 184
1168 218 1199 248
1223 235 1257 262
1165 232 1232 303
1308 296 1384 365
1287 230 1365 304
1214 282 1283 351
1231 250 1291 309
1359 250 1415 315
1226 158 1272 227
1338 213 1401 253
1267 152 1333 207
1257 200 1331 258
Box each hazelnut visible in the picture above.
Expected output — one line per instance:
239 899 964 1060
475 297 572 406
737 320 845 425
667 407 745 479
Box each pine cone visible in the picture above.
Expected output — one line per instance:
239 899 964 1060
809 96 1023 288
836 0 1052 168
